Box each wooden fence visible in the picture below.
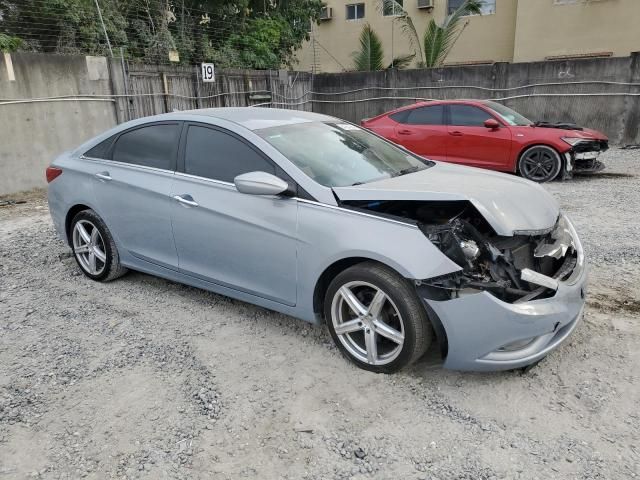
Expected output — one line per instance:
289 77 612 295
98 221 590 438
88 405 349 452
109 61 313 123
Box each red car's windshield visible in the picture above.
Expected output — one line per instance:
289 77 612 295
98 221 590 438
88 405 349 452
484 101 533 127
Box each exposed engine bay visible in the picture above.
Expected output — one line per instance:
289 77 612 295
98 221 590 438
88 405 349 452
342 200 578 303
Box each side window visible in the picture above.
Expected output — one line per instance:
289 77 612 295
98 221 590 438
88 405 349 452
184 126 275 182
85 136 115 159
406 105 444 125
449 105 494 127
389 110 410 123
112 124 180 170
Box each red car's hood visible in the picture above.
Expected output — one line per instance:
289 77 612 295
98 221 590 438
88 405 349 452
579 127 608 140
512 125 608 141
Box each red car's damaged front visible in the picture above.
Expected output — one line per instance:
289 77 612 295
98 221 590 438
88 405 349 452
524 121 609 176
362 99 609 183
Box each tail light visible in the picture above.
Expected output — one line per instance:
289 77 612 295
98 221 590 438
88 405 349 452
46 166 63 183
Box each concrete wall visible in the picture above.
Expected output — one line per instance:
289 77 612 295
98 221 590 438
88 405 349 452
296 0 517 73
0 53 117 194
513 0 640 62
311 53 640 145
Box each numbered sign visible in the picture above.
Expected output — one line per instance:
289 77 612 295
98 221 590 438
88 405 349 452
201 63 215 83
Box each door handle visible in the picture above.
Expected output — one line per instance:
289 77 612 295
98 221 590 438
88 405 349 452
95 172 111 181
173 194 199 207
397 129 413 135
449 131 463 136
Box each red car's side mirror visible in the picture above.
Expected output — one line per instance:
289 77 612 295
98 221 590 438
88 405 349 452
484 119 501 130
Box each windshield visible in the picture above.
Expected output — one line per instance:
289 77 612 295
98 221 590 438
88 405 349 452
256 122 431 187
484 101 532 126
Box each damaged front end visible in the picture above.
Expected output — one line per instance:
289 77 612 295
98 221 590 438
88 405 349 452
343 200 580 304
563 138 609 176
420 215 579 303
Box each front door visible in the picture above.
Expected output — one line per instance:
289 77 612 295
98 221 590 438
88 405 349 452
170 124 298 306
445 104 512 170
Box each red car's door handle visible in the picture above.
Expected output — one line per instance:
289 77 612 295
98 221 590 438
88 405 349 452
397 129 414 135
449 131 464 136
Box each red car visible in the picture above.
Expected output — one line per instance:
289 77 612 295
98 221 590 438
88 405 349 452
361 100 609 183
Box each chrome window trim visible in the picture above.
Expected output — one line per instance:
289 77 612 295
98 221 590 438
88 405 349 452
174 171 236 187
80 155 175 175
296 198 419 229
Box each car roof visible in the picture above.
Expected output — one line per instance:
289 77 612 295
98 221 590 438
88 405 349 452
159 107 338 131
392 99 490 113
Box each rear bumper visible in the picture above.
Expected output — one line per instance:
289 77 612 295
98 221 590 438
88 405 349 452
47 185 67 243
421 260 587 372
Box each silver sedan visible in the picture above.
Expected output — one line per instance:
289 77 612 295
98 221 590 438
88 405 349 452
47 108 587 373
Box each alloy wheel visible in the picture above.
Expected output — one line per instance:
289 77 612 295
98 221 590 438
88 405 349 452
72 220 107 275
330 281 405 366
521 148 560 182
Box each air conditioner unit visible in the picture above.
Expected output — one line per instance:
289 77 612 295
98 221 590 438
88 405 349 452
417 0 434 9
319 6 333 20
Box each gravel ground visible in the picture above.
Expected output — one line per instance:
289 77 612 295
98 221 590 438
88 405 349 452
1 148 639 480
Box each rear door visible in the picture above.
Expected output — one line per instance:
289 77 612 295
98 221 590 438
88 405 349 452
391 105 447 161
170 123 298 306
445 104 512 170
88 122 180 269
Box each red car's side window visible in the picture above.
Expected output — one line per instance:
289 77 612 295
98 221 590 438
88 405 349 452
449 105 494 127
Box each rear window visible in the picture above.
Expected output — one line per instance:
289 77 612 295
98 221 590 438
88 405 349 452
389 110 410 123
85 137 115 159
112 123 180 170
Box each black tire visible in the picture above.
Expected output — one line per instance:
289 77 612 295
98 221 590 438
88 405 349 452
324 261 432 373
70 209 128 282
518 145 562 183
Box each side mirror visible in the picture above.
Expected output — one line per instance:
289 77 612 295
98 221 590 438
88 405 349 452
484 118 501 130
234 171 289 196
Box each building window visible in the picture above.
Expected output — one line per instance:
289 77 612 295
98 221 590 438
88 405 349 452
346 3 365 20
448 0 496 15
383 0 404 16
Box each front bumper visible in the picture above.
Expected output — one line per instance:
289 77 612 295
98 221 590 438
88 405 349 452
421 256 588 372
563 140 609 176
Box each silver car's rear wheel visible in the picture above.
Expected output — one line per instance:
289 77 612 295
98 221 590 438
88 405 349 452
70 209 128 282
324 262 432 373
331 281 405 366
72 220 107 276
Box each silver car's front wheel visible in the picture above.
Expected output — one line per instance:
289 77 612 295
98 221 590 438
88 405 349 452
70 209 128 282
331 281 405 366
325 262 432 373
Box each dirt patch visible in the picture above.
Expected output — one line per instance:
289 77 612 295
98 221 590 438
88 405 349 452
0 188 47 219
573 172 636 180
588 294 640 315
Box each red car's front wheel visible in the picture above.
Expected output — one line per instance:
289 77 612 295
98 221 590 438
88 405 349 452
518 145 562 183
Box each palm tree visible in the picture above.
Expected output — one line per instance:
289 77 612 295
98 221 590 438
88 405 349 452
379 0 483 68
351 23 414 71
352 23 384 71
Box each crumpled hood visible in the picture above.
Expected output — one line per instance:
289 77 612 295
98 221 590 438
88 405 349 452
333 162 560 236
